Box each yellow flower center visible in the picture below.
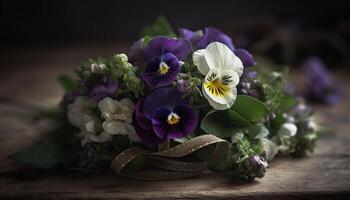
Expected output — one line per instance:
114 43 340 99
204 79 230 96
159 62 169 75
167 112 181 125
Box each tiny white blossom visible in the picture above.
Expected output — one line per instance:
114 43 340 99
67 96 96 129
91 63 106 73
279 123 298 137
98 97 140 142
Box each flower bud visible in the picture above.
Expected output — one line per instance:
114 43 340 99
176 79 191 93
237 153 268 180
279 123 297 137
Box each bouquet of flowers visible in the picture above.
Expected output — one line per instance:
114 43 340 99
10 17 318 181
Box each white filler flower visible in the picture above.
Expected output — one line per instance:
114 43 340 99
67 96 140 144
67 96 96 129
193 42 244 110
98 97 140 142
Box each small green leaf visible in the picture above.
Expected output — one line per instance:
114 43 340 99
140 15 176 38
8 143 70 169
231 95 270 123
143 35 152 46
58 75 78 92
278 95 297 113
201 109 252 137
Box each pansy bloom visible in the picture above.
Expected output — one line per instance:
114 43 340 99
179 27 255 67
142 37 192 89
193 42 244 110
133 87 197 146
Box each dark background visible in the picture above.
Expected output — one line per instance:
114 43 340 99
1 0 350 66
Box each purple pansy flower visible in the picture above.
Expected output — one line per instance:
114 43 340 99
128 39 146 68
303 57 343 105
89 77 118 101
133 98 164 147
142 37 192 89
178 28 203 45
133 87 197 146
179 27 255 67
196 27 235 50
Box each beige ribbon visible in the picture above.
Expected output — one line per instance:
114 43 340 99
111 134 229 180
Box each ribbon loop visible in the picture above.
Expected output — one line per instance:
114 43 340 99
111 134 229 180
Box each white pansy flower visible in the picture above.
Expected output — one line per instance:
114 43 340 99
193 42 244 110
67 96 96 129
98 97 140 142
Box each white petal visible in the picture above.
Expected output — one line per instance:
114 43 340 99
124 124 140 142
220 69 240 87
67 96 96 129
279 123 298 137
102 120 128 135
203 85 237 110
84 115 98 134
203 42 244 76
193 49 211 75
98 97 119 116
119 98 135 110
202 68 239 110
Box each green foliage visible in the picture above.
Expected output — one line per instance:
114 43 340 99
201 95 269 138
231 95 270 123
140 15 176 38
58 75 78 92
210 137 263 172
8 143 71 169
254 65 289 112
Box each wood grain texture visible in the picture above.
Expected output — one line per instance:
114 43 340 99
0 44 349 199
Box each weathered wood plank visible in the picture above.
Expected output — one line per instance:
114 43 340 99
0 44 349 199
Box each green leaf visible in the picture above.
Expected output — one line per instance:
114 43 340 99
201 109 252 137
231 95 270 123
278 95 297 113
200 95 269 138
143 35 152 46
8 143 70 169
140 15 176 38
58 75 78 92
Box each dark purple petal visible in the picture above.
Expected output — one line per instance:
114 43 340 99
304 57 343 105
151 104 197 140
89 78 118 101
142 87 183 117
151 107 173 139
305 57 332 94
144 36 192 61
142 53 180 89
128 39 146 67
234 48 255 67
178 28 195 41
133 112 164 147
196 27 234 50
171 104 198 138
134 98 152 130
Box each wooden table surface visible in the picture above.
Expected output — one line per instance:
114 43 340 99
0 43 349 200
